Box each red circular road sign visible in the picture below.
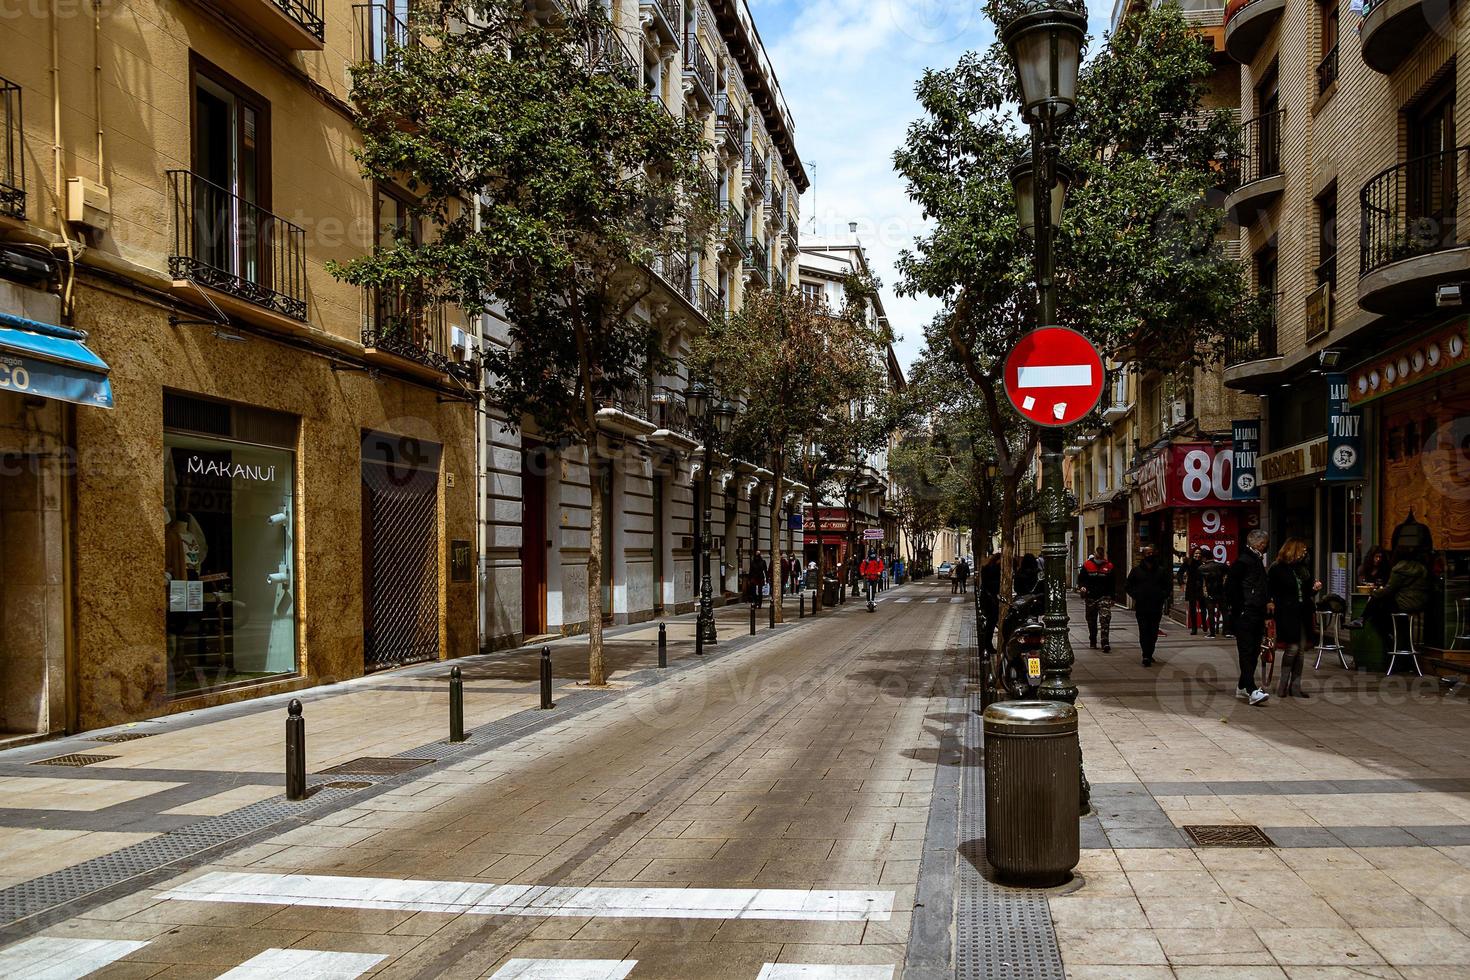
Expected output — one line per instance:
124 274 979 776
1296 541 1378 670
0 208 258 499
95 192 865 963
1003 326 1104 428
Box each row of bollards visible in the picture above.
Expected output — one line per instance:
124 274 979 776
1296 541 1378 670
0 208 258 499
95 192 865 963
286 595 830 799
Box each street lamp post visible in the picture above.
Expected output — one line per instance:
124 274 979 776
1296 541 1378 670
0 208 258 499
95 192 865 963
686 380 734 646
1001 0 1090 813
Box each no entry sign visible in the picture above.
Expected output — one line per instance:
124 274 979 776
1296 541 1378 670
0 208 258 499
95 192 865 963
1003 327 1104 428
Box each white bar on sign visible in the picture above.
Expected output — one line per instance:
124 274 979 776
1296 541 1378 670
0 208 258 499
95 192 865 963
217 948 387 980
1017 364 1091 388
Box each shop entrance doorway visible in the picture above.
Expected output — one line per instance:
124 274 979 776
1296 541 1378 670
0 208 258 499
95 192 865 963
521 445 549 637
361 431 441 671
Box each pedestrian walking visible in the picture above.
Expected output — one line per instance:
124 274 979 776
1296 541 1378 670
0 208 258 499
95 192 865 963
1200 555 1227 636
956 557 971 594
780 556 790 597
1125 545 1171 667
1178 546 1208 635
1225 528 1272 705
1267 536 1320 699
748 550 768 609
1077 545 1115 651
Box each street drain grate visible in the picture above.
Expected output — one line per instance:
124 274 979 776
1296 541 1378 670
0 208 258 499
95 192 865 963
31 754 118 767
323 780 373 790
90 732 155 743
1184 824 1276 848
316 757 432 776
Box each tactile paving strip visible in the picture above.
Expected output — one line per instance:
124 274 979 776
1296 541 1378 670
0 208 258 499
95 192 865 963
956 693 1067 980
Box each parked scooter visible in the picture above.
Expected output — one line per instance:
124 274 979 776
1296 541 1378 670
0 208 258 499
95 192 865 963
990 588 1046 701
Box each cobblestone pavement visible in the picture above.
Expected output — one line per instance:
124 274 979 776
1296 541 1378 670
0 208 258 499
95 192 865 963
0 579 967 978
1066 599 1470 980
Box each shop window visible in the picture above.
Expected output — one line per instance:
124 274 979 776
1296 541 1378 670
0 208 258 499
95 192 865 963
164 392 298 697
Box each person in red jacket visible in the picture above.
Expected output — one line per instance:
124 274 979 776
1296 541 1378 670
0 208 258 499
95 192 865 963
860 551 885 608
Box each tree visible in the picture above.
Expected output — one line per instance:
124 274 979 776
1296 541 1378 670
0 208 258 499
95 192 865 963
693 279 888 621
335 0 712 684
894 3 1254 578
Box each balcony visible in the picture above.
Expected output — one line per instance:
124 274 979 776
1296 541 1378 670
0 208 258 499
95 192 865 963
362 288 477 383
354 2 416 66
781 218 798 254
1223 0 1284 64
699 282 721 318
721 206 748 258
1316 43 1339 95
639 0 679 45
743 242 768 287
747 152 767 194
0 78 23 222
771 265 787 293
1361 0 1448 74
1359 145 1470 314
1176 0 1227 27
166 169 307 322
1223 110 1284 222
717 96 743 157
1222 291 1283 388
652 251 693 304
650 386 698 451
219 0 323 51
767 183 785 224
683 34 716 109
596 378 657 437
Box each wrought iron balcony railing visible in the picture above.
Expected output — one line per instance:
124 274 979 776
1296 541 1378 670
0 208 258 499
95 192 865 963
353 2 416 65
700 282 720 317
744 243 767 286
1224 291 1280 366
267 0 324 42
653 251 692 301
717 96 744 155
639 0 679 42
1316 44 1339 94
363 287 477 381
652 385 694 436
684 34 716 105
1360 145 1468 277
1226 109 1284 190
0 77 23 221
747 153 767 192
166 169 307 321
599 378 651 420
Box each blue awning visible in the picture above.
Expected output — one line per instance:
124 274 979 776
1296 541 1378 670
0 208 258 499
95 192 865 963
0 309 114 409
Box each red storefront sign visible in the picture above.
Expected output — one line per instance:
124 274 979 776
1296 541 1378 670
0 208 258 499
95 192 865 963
1137 443 1255 514
1188 508 1240 564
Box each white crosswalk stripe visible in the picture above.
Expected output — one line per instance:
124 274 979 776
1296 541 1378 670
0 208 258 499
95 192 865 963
756 966 895 980
162 872 896 922
924 598 940 603
0 937 150 980
894 598 911 603
217 948 387 979
488 959 638 980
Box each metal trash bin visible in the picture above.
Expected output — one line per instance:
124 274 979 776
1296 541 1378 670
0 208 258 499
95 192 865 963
983 700 1079 887
822 577 839 607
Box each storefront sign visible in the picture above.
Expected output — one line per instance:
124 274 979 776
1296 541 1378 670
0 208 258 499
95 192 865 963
1188 508 1239 564
788 513 803 530
1136 443 1243 514
1348 320 1468 405
1325 373 1364 482
862 528 885 540
185 455 279 483
1256 437 1328 485
1231 419 1260 500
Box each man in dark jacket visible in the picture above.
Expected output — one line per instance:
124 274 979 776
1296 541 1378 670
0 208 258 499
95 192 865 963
749 550 768 609
979 554 1002 657
1077 546 1116 652
1225 528 1271 705
1125 545 1172 667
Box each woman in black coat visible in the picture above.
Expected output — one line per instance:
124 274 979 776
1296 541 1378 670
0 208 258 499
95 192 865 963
1267 536 1321 699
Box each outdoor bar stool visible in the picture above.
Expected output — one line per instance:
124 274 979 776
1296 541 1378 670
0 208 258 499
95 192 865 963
1313 610 1349 670
1386 612 1423 677
1454 597 1470 649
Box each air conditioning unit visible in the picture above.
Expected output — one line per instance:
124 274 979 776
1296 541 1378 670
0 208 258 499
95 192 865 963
450 326 476 362
66 176 111 230
1170 397 1189 425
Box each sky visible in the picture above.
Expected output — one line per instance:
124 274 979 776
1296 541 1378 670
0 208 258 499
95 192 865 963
752 0 1118 376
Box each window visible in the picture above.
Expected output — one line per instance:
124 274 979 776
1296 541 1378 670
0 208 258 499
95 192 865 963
801 281 824 304
164 392 298 697
1316 0 1339 94
1316 183 1337 289
1408 75 1457 251
191 58 271 287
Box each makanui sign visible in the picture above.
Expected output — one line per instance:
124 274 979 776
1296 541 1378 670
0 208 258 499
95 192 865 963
1003 327 1104 427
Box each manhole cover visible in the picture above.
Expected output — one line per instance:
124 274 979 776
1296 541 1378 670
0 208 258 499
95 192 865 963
316 757 432 776
31 753 118 767
323 780 373 790
90 732 155 743
1184 824 1276 848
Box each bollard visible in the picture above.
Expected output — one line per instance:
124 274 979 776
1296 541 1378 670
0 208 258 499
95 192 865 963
539 647 553 709
695 622 705 657
449 665 465 743
285 699 307 801
658 622 667 668
769 597 776 629
750 602 757 635
800 593 805 618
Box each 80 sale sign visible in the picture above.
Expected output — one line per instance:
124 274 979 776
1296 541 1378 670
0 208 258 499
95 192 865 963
1137 443 1254 514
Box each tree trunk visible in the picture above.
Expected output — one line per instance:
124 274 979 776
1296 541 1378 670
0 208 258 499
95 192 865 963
768 452 785 624
586 452 606 686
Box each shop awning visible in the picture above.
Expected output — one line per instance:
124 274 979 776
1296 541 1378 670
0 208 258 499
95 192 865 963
0 310 113 409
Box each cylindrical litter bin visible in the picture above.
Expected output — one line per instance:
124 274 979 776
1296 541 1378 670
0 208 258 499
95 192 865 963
822 577 839 607
983 700 1079 887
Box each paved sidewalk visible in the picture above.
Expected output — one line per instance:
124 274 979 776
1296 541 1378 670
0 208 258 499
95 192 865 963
1062 598 1470 979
